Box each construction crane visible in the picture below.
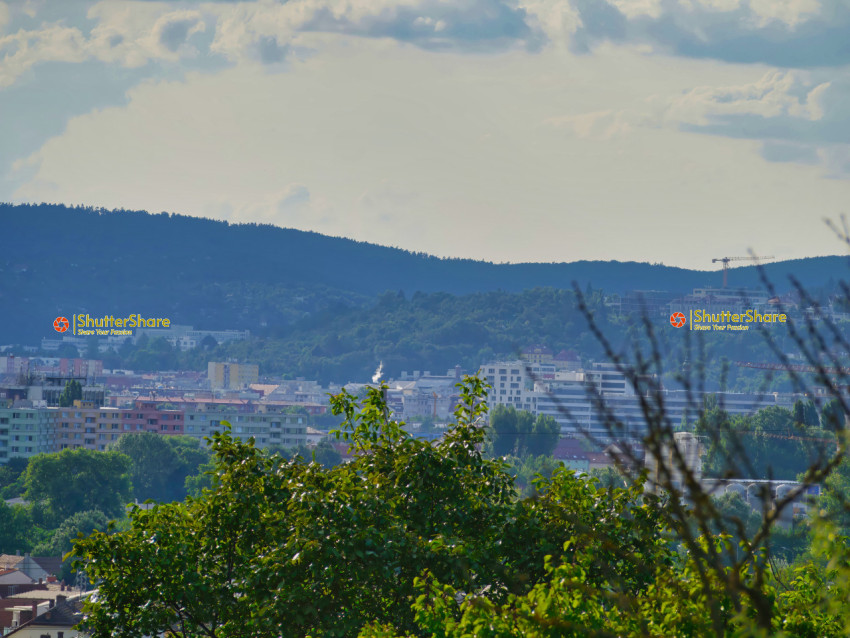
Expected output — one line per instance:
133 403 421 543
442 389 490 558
712 255 774 288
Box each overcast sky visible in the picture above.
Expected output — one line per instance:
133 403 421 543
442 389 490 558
2 0 849 269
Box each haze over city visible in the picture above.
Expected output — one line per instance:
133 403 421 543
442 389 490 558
2 0 849 268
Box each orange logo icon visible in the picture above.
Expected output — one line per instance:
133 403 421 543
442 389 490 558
670 312 686 328
53 316 69 333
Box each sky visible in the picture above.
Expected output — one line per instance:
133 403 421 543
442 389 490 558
2 0 849 269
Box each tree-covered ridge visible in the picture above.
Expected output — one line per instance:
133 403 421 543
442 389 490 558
103 285 807 390
2 202 846 345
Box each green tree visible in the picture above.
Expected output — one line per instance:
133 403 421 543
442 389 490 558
489 404 536 456
822 397 846 430
0 501 33 554
793 399 820 428
311 439 342 468
33 509 109 557
111 433 178 502
24 449 132 520
112 433 212 502
72 377 673 637
58 379 82 407
0 457 29 499
527 414 560 456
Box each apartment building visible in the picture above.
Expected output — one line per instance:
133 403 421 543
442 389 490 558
119 399 185 436
0 404 57 461
207 362 259 390
481 359 798 441
53 401 122 452
183 405 307 449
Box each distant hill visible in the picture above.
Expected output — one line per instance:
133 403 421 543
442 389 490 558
1 203 847 345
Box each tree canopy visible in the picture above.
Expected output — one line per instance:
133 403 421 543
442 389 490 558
72 377 672 637
110 433 211 503
24 448 132 520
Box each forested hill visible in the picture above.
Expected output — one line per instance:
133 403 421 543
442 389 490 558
1 203 847 345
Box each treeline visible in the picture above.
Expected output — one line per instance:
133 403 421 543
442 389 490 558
86 286 812 392
0 433 213 578
3 202 847 346
697 397 844 480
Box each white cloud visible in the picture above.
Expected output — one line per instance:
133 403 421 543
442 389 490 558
661 71 830 126
748 0 821 28
0 25 89 87
546 109 633 140
10 39 850 268
569 0 850 67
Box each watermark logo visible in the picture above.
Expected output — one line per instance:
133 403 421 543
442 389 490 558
53 316 69 333
669 309 787 332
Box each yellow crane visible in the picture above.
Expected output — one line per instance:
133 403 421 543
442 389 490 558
712 255 774 288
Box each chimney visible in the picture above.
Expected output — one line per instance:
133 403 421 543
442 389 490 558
38 578 42 585
56 595 66 604
49 599 54 608
31 601 38 618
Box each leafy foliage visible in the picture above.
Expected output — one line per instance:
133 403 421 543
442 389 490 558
697 403 837 480
58 379 82 408
489 405 560 457
73 377 672 637
24 448 132 521
110 433 211 503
